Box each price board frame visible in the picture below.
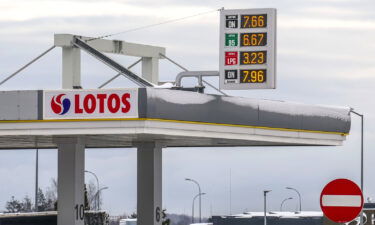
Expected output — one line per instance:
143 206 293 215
219 8 276 90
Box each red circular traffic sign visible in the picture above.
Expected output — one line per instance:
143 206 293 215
320 179 364 223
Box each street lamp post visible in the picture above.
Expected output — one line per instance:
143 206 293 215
93 187 108 210
286 187 301 213
350 109 364 225
280 197 293 211
350 110 364 191
191 192 206 224
35 148 39 212
186 178 202 223
85 170 100 210
264 190 271 225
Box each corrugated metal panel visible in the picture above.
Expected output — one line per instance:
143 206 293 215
19 91 39 120
0 90 39 120
0 91 18 120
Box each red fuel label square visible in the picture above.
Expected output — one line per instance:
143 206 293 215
225 52 238 65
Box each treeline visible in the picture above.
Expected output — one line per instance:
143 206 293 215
5 187 56 213
4 178 100 213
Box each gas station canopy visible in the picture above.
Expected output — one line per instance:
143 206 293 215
0 88 350 149
0 29 353 225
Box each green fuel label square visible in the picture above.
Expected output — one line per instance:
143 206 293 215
225 33 238 47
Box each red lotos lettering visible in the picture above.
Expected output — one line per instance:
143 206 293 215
72 92 132 115
97 94 107 113
75 95 83 113
121 93 131 113
84 94 96 114
107 94 120 113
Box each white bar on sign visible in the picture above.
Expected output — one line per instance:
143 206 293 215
322 195 362 207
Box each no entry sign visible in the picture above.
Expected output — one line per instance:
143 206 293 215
320 179 364 223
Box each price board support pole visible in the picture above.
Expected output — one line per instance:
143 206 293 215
62 46 81 89
54 137 85 225
142 57 159 84
136 142 163 225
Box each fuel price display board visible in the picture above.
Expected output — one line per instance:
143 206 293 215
219 8 277 90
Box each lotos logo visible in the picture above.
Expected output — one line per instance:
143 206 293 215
44 89 138 120
51 94 71 115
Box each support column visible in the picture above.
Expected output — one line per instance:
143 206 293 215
141 57 159 84
55 137 85 225
62 47 81 89
136 142 163 225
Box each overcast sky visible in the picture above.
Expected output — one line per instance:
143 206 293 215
0 0 375 217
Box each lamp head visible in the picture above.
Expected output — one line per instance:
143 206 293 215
100 187 109 191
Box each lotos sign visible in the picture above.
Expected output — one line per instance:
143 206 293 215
44 89 138 119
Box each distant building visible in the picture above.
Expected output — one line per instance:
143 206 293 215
190 223 213 225
212 211 323 225
213 203 375 225
119 218 137 225
324 203 375 225
0 211 107 225
0 211 57 225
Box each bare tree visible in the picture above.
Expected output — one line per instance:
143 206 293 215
21 196 33 212
45 178 57 204
86 180 99 210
